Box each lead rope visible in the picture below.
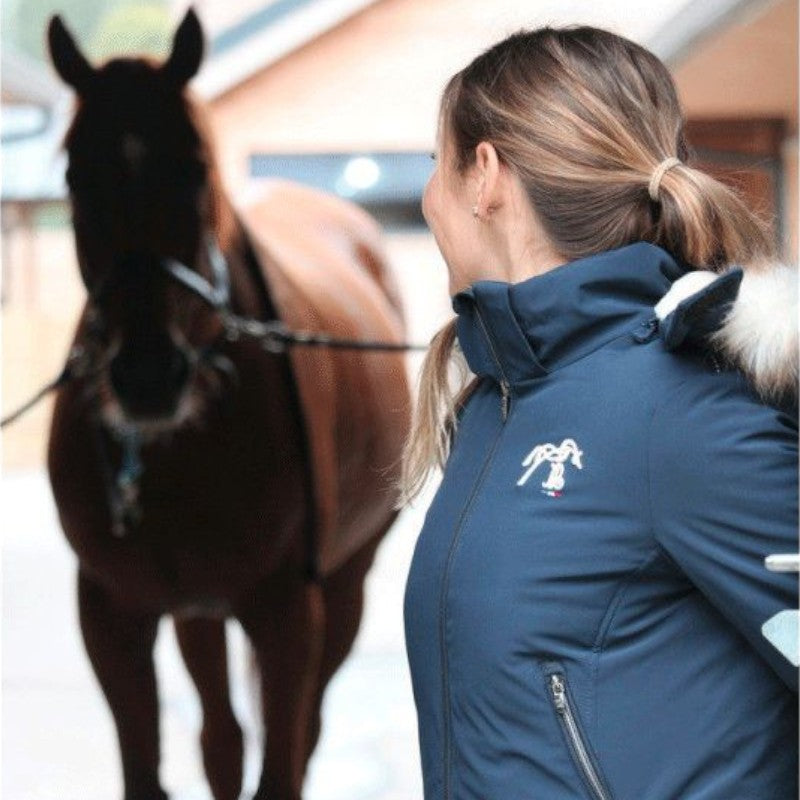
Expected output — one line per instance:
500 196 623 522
0 345 93 429
0 321 428 429
222 314 428 353
90 420 144 537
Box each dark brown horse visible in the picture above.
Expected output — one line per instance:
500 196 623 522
46 10 410 800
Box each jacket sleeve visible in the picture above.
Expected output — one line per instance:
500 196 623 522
648 375 798 689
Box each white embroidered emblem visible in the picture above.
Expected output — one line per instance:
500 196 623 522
517 438 583 496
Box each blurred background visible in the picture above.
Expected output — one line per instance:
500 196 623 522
1 0 797 798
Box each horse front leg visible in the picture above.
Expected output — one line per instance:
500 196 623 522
238 572 326 800
306 532 384 758
174 616 243 800
78 570 166 800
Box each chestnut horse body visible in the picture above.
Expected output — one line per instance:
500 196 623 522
46 11 410 800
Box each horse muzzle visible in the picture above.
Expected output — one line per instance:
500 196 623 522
109 341 191 420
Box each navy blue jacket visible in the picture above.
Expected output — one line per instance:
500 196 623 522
404 243 798 800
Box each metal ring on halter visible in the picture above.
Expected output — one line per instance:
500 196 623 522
648 157 681 202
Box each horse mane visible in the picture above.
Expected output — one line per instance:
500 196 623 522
183 87 238 251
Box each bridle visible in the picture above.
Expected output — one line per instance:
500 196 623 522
3 234 425 537
162 235 232 315
162 235 426 354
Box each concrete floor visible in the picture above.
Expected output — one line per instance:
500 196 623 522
2 468 434 800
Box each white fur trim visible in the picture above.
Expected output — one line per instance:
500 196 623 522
655 270 718 320
711 264 799 401
656 264 798 400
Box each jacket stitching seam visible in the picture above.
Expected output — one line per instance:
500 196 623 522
509 315 656 387
589 546 663 736
543 315 655 377
646 376 695 562
589 382 692 737
590 547 665 652
591 386 676 656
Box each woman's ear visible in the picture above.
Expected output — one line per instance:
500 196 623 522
473 141 503 218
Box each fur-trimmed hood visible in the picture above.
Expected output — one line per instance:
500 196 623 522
655 264 799 403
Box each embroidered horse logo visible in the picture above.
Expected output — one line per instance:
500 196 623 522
517 438 583 496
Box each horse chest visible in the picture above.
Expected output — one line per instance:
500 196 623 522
49 390 311 612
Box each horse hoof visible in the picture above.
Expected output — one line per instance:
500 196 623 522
201 718 244 800
251 776 301 800
124 789 168 800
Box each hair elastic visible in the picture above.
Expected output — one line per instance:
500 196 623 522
648 157 681 202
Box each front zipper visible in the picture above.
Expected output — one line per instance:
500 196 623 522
439 299 513 797
548 672 613 800
439 374 514 799
473 304 512 421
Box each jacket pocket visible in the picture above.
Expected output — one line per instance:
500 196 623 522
542 662 614 800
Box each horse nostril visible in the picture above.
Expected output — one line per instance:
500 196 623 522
109 343 190 417
168 347 190 389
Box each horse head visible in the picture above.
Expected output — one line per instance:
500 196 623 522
48 9 233 431
562 438 583 469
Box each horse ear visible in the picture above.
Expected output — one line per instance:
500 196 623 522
47 15 95 93
162 7 204 86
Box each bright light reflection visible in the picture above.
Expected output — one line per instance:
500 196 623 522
342 156 380 190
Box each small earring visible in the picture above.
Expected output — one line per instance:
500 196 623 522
471 205 479 218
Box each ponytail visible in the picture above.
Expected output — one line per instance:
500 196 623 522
654 162 774 269
399 320 477 504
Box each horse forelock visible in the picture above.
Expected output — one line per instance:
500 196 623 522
63 59 232 251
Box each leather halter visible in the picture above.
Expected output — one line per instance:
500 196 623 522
161 235 231 314
83 236 235 538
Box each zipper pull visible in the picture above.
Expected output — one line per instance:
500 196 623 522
550 674 567 713
500 379 510 421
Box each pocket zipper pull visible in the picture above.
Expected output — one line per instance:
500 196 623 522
550 673 567 712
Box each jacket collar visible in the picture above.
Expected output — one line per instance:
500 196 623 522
451 242 689 385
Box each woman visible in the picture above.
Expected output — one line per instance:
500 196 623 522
402 26 798 800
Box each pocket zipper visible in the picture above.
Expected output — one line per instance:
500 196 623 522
549 673 613 800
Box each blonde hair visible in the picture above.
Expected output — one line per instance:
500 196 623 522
399 26 775 503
